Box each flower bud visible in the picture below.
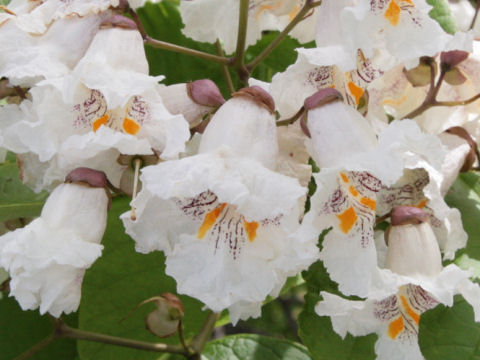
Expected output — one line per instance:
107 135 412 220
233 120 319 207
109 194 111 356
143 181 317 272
199 86 278 169
65 167 108 189
385 207 442 278
444 67 467 86
440 50 469 71
403 57 436 88
232 86 275 115
304 88 377 168
144 293 184 338
100 15 138 30
187 79 225 108
159 80 224 128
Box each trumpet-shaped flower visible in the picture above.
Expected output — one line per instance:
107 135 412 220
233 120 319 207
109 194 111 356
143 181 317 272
0 168 110 317
0 20 190 191
299 89 451 297
122 87 316 323
315 207 480 360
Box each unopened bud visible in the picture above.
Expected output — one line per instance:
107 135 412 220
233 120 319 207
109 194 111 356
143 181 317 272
100 15 138 30
440 50 469 71
65 168 108 189
385 206 442 277
304 88 343 111
232 86 275 114
145 293 184 338
445 126 478 172
403 57 436 88
444 67 467 86
391 206 429 226
187 79 225 108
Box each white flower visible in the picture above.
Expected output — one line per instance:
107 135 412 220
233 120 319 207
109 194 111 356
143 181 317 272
315 208 480 360
0 21 190 192
299 90 451 297
270 50 384 119
310 0 470 72
0 14 105 87
122 87 316 323
0 169 110 317
179 0 316 54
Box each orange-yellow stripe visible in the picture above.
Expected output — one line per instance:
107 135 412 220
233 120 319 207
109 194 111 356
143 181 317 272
93 114 109 132
349 185 359 197
123 117 141 135
385 0 401 26
197 204 226 239
348 81 365 106
388 316 404 339
336 206 357 233
360 197 376 211
340 172 349 183
244 220 259 242
401 295 420 324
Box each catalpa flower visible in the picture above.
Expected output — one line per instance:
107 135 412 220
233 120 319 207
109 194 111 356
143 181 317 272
0 168 110 317
0 16 189 191
270 49 384 119
315 207 480 360
298 89 447 297
179 0 316 54
309 0 471 72
122 87 316 323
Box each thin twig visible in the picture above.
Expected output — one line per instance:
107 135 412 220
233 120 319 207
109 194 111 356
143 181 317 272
276 107 305 127
190 312 220 354
216 40 235 94
14 334 55 360
434 92 480 107
177 320 189 352
233 0 251 84
56 321 189 356
247 0 322 71
471 1 480 30
145 37 232 65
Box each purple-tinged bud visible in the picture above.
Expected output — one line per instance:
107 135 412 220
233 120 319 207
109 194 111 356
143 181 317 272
304 88 343 111
187 79 225 108
100 15 138 30
65 167 108 189
391 206 429 226
445 126 478 172
232 86 275 114
440 50 469 71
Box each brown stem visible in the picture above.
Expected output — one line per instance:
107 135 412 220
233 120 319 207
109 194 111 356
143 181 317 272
177 320 190 353
216 40 235 94
14 334 55 360
434 92 480 107
56 321 189 356
247 0 322 71
471 1 480 30
190 312 220 354
233 0 251 85
404 68 445 119
145 37 231 65
276 106 305 126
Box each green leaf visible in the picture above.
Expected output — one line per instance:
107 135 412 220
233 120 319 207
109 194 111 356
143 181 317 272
445 172 480 259
202 334 312 360
78 197 208 360
455 254 480 280
0 158 48 222
0 296 77 359
298 261 377 360
138 1 238 97
426 0 458 34
419 295 480 360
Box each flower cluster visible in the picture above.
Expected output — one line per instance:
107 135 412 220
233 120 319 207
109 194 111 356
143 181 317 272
1 0 480 358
